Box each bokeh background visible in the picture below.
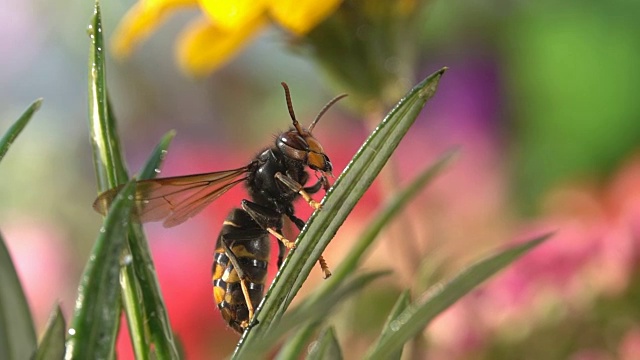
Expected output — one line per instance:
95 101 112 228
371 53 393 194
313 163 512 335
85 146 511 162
2 0 640 358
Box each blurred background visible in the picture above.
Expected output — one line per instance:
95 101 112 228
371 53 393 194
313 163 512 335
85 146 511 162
2 0 640 358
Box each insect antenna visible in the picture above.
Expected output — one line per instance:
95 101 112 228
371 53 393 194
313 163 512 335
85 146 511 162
281 82 305 134
308 93 348 133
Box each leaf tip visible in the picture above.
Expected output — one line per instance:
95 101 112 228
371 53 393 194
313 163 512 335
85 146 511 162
418 67 447 100
33 98 44 111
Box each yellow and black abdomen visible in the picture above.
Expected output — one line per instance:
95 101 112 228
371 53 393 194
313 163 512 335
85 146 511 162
212 208 271 333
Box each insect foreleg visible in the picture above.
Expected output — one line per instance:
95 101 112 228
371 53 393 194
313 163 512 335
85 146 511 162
274 172 322 210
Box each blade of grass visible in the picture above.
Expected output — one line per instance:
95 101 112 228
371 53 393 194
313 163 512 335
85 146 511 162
364 234 552 359
34 305 66 360
306 327 343 360
87 2 178 357
0 232 37 360
0 98 42 163
233 67 447 358
65 179 136 358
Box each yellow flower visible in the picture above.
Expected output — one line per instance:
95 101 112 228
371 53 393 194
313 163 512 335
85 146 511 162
112 0 343 76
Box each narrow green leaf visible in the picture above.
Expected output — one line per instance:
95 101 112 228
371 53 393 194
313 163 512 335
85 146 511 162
137 131 176 180
88 2 127 191
373 290 411 360
364 234 552 359
0 232 37 360
65 179 136 359
121 131 178 359
233 67 447 358
307 149 457 308
306 327 343 360
0 98 42 163
86 2 178 357
34 305 66 360
274 322 320 360
240 271 389 358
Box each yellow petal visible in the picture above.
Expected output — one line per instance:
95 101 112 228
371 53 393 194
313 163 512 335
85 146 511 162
177 15 267 77
268 0 342 35
111 0 197 59
198 0 268 30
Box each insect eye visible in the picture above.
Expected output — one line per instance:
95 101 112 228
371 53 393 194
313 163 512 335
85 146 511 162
279 132 308 150
277 132 308 161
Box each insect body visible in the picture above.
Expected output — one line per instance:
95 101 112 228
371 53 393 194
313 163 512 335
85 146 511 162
94 83 346 333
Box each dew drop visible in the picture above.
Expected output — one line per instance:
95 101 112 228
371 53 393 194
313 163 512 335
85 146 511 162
68 328 76 336
307 341 318 354
154 168 161 174
390 320 401 332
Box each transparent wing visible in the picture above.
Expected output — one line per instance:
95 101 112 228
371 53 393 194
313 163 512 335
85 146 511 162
93 166 249 228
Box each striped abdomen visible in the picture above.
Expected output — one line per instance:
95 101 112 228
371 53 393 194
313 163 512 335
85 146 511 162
211 209 270 333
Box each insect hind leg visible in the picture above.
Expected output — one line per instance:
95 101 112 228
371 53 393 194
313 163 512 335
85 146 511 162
218 229 269 331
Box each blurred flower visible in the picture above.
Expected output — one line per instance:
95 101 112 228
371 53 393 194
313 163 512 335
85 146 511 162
112 0 342 76
427 154 640 359
305 0 430 111
112 0 432 113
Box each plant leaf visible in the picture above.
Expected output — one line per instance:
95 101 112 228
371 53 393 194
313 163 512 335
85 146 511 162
86 2 178 357
244 271 389 357
306 327 343 360
0 232 37 360
121 131 177 359
273 322 320 360
233 67 447 358
305 149 457 308
34 305 66 360
364 234 552 359
372 290 411 360
0 98 42 163
65 179 137 359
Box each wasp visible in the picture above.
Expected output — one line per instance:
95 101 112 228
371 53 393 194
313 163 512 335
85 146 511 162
94 83 346 333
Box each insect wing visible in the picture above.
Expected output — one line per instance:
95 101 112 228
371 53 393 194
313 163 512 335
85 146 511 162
93 166 249 228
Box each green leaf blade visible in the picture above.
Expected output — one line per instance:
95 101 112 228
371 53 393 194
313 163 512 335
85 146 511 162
233 68 447 358
309 149 457 306
121 130 179 360
88 2 127 191
0 98 42 163
65 179 137 359
34 305 66 360
0 232 37 360
364 234 552 359
86 2 178 357
306 327 343 360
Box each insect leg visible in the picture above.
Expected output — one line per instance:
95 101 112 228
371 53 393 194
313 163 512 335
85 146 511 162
274 172 322 210
288 213 332 279
241 200 296 249
219 235 256 329
303 178 324 194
